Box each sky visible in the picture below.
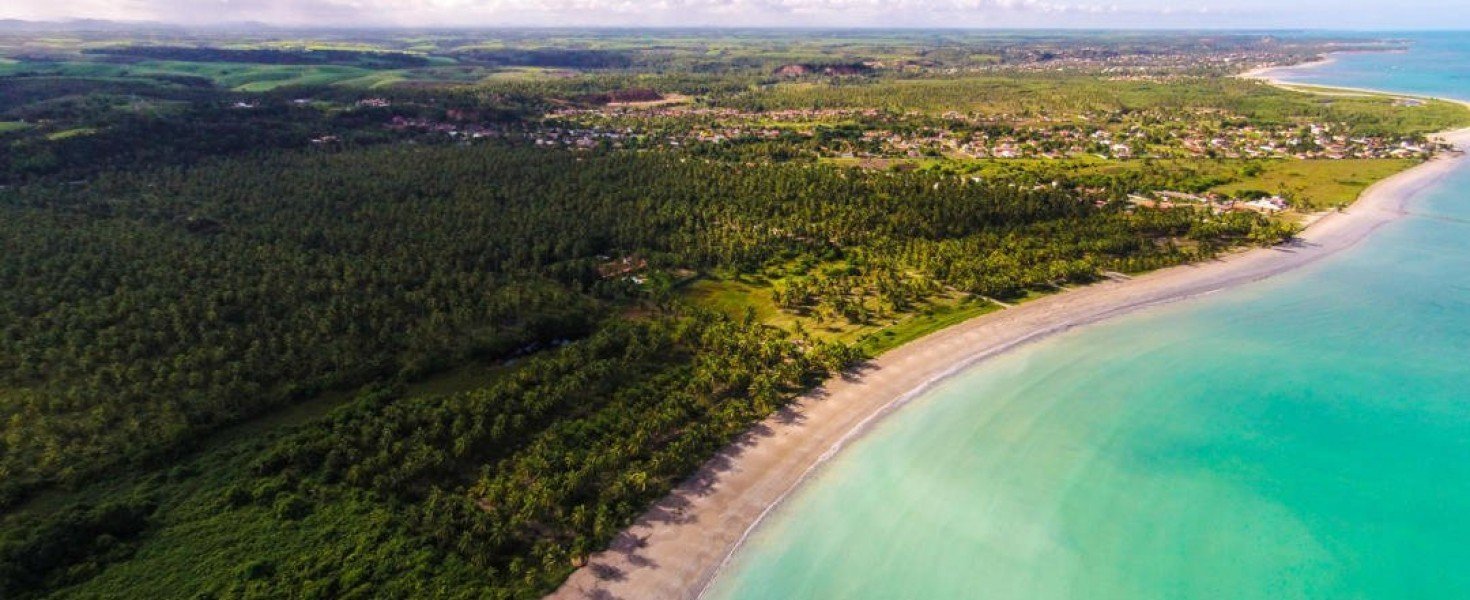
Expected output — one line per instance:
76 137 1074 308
3 0 1470 29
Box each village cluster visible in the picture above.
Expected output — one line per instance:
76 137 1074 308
1126 190 1292 214
961 50 1325 76
532 104 1439 161
819 48 1329 78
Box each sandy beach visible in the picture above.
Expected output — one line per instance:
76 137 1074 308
1238 56 1335 83
549 83 1470 599
1239 54 1439 100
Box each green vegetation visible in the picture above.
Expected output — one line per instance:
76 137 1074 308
857 296 1000 355
831 156 1420 211
6 314 845 599
0 27 1456 599
684 272 1000 354
43 126 95 140
1212 158 1416 209
0 59 385 91
729 75 1468 136
0 140 1281 598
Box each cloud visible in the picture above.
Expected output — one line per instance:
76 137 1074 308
0 0 1460 28
0 0 1229 27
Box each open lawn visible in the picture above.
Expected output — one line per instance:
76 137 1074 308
683 274 999 355
857 297 999 355
1212 158 1416 210
45 126 96 140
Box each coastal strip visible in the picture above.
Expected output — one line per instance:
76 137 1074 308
549 88 1470 600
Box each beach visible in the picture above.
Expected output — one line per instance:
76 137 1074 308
549 87 1470 599
1240 54 1439 99
1239 56 1336 83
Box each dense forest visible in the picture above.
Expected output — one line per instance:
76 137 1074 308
0 77 543 184
0 28 1461 599
0 144 1274 504
0 140 1285 598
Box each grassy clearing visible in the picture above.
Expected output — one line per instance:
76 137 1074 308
683 274 999 355
683 276 783 324
154 63 377 91
1211 158 1415 210
330 71 409 88
856 297 999 355
477 66 578 82
46 127 97 140
0 121 32 133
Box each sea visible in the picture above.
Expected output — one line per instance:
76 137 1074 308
704 33 1470 599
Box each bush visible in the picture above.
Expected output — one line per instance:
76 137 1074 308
272 494 312 521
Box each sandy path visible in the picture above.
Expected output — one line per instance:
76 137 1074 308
548 101 1470 600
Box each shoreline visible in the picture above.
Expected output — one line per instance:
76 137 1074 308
1240 53 1450 102
549 77 1470 600
1238 55 1336 82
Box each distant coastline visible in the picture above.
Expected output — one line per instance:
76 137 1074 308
1239 54 1337 82
550 61 1470 600
1240 52 1449 102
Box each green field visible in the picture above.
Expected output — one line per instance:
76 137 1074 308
1212 158 1416 209
0 57 590 91
683 273 999 355
856 298 999 355
0 59 400 91
44 126 96 140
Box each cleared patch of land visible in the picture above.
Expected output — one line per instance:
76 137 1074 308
1213 158 1416 210
684 274 999 355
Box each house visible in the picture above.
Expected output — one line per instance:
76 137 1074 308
1156 191 1205 203
1241 196 1288 213
597 256 648 279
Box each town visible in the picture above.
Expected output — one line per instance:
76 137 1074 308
383 102 1444 163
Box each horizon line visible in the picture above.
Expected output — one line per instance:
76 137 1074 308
3 19 1469 33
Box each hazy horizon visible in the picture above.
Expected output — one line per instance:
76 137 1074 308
4 1 1470 31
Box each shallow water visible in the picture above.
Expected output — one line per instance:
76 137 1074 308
705 35 1470 599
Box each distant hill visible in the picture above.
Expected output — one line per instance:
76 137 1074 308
0 18 184 32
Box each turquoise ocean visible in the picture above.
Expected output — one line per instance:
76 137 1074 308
705 34 1470 599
